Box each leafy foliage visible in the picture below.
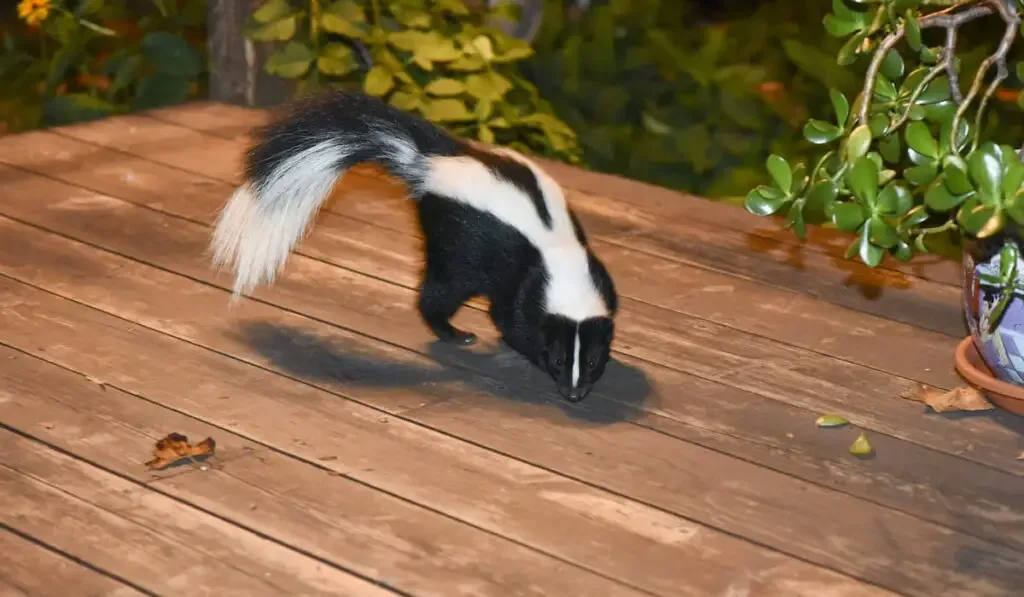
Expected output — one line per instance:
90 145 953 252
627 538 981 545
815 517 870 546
522 0 863 199
744 0 1024 267
1 0 207 133
244 0 581 162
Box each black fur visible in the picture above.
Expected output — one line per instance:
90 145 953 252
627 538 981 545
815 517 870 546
237 90 618 401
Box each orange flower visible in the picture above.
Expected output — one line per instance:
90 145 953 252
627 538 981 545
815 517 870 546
17 0 51 26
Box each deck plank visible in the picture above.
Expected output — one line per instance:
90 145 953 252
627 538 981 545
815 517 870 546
2 210 1022 556
0 529 147 597
0 278 895 597
0 157 1019 481
45 109 964 336
0 126 964 392
0 191 1022 595
0 431 398 597
0 346 686 597
141 100 965 289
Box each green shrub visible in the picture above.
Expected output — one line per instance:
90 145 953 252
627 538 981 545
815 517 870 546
1 0 208 133
244 0 582 163
522 0 858 200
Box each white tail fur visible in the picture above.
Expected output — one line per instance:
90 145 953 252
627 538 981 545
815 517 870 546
210 140 343 296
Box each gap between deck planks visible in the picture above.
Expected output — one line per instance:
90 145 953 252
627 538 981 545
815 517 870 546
0 431 399 597
142 100 965 290
0 527 148 597
2 202 1023 558
0 123 968 394
0 133 1021 480
0 346 679 597
50 108 967 339
1 181 1024 595
0 283 899 597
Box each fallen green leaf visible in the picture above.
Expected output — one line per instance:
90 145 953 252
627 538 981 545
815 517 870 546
815 414 849 428
849 432 873 456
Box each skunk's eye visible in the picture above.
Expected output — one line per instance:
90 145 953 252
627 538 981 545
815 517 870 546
588 358 597 368
555 358 564 366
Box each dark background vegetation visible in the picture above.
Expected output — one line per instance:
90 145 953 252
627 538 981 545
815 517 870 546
1 0 1020 201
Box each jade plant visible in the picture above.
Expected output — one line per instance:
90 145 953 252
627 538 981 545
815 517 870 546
744 0 1024 333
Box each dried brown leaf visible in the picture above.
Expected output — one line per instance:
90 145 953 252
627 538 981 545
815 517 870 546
145 432 216 470
900 383 993 413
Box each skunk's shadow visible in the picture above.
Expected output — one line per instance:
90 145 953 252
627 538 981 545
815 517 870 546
236 321 653 424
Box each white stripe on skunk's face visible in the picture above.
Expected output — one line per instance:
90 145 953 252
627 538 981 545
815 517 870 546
542 314 614 402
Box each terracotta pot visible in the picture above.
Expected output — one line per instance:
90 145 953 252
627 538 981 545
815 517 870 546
958 228 1024 415
953 336 1024 415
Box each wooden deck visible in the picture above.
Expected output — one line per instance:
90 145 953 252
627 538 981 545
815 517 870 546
1 102 1023 597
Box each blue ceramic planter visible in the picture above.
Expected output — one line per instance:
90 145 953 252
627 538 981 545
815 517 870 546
962 238 1024 385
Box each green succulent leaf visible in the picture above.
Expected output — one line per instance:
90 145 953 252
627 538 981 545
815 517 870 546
1006 189 1024 225
766 154 793 194
745 187 787 216
829 88 850 127
804 119 843 144
958 200 998 237
868 113 890 136
916 76 951 104
847 156 879 205
879 133 901 164
837 30 869 66
893 239 913 262
901 204 931 229
905 10 922 50
969 143 1004 199
833 202 868 232
869 216 900 248
925 178 968 211
881 49 905 80
905 162 939 186
859 223 884 267
877 182 912 216
806 180 839 211
845 124 873 163
874 75 898 101
1002 160 1024 199
785 200 807 240
905 121 938 159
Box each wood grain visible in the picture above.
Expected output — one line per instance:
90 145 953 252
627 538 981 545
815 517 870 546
1 194 1023 595
0 431 397 597
2 208 1022 559
0 149 1018 480
31 110 965 336
0 529 147 597
143 100 965 289
0 346 684 597
0 121 966 388
0 278 891 597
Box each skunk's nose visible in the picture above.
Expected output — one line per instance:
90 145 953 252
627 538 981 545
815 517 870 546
562 386 590 403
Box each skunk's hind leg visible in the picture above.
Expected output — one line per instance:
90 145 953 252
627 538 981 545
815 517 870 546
418 270 478 346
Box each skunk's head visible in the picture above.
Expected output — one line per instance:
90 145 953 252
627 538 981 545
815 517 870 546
540 315 615 402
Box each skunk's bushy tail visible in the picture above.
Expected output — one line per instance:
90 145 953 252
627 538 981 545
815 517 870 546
210 90 461 296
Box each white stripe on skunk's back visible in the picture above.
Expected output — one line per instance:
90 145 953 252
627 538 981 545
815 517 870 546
424 150 609 322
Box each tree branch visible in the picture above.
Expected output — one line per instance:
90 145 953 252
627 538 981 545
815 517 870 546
952 0 1020 155
857 2 994 127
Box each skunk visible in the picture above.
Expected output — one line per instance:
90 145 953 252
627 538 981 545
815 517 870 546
210 90 617 402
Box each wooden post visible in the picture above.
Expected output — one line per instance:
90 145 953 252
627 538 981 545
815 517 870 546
206 0 295 108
